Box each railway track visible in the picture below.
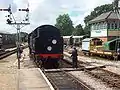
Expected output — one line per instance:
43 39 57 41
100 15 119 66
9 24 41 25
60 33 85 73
63 53 94 68
45 69 92 90
64 51 120 89
0 49 17 59
85 68 120 89
59 59 73 68
0 46 28 59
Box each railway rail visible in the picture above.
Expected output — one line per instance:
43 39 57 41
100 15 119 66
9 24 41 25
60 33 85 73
64 51 120 89
0 49 17 59
64 52 94 68
0 45 28 59
45 69 92 90
85 68 120 89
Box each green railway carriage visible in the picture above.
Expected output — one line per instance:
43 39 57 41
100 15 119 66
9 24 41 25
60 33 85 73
104 38 120 51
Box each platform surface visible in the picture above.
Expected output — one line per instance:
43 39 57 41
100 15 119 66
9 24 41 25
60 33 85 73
19 68 54 90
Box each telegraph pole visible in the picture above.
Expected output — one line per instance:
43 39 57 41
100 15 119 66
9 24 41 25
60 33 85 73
0 5 30 69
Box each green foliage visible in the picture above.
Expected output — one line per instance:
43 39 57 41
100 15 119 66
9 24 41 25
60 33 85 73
20 32 28 42
84 4 113 25
84 4 113 36
14 32 28 42
84 25 90 36
73 24 84 36
55 14 74 36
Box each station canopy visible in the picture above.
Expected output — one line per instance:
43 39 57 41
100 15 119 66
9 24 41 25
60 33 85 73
63 35 85 39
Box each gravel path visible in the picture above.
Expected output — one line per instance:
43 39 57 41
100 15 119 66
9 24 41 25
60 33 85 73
0 53 18 90
0 48 36 90
64 50 120 89
20 48 37 69
64 49 120 75
69 71 116 90
78 56 120 75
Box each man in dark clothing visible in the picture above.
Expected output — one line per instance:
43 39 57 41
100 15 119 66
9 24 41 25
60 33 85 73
71 47 78 68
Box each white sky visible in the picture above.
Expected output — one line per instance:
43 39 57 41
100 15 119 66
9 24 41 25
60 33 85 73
0 0 113 33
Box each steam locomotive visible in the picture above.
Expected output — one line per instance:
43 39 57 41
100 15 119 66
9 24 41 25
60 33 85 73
28 25 63 68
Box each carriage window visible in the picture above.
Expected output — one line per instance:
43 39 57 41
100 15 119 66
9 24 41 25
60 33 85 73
93 40 102 45
107 23 110 29
5 35 8 40
119 22 120 28
111 23 114 29
115 23 117 29
75 38 79 42
97 41 102 45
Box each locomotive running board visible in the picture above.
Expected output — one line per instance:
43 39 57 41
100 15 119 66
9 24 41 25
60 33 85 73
44 65 106 72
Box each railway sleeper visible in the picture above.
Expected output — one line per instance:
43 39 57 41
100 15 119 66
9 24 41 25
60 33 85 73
86 70 120 88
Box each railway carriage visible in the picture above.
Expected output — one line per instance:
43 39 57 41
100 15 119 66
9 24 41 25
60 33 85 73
82 38 120 59
0 33 16 50
28 25 63 68
63 35 88 46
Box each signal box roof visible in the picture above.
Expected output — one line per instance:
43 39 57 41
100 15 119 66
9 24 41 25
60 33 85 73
89 11 120 24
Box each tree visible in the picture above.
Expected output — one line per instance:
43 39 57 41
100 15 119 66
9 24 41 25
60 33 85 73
84 25 90 36
14 32 28 42
84 4 113 25
84 4 113 36
55 14 74 36
20 32 28 42
73 24 84 36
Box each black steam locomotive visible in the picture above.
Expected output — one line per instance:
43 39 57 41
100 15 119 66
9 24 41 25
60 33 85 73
28 25 63 68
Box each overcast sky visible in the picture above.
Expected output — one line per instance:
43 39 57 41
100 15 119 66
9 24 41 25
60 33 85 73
0 0 112 33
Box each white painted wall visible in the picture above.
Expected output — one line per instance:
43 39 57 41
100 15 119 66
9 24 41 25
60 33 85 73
82 41 90 51
91 29 107 37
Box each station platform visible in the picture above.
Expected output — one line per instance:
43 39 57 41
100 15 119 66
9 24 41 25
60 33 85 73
19 68 54 90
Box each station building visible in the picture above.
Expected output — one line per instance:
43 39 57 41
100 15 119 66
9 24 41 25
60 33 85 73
89 11 120 43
